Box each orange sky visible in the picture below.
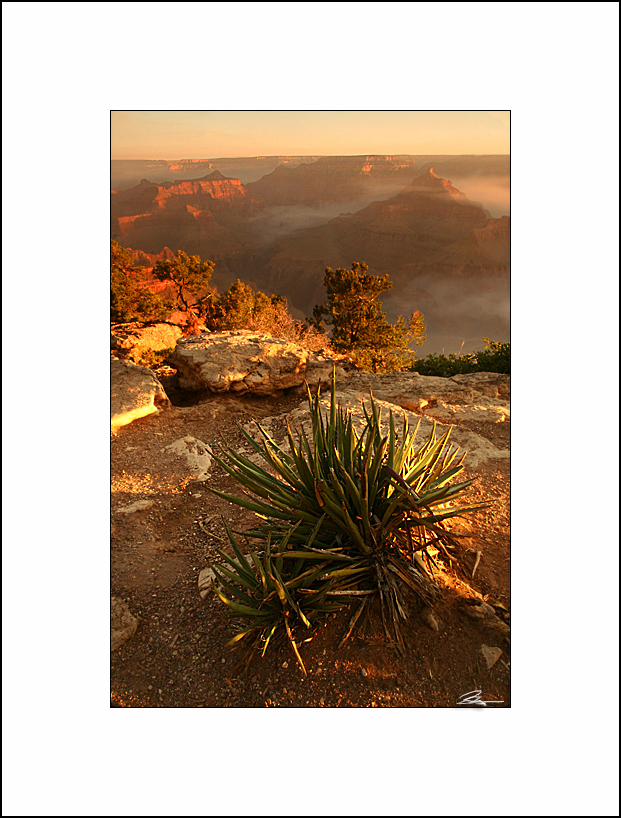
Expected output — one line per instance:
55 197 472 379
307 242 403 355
111 111 510 160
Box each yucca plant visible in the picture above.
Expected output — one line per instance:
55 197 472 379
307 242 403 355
211 520 362 674
210 372 485 649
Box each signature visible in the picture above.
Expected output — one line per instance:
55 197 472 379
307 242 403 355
457 690 504 707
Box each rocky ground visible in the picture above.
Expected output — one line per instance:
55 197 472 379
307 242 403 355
111 365 510 709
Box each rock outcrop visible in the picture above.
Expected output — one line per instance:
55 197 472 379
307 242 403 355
168 330 351 395
111 359 170 432
240 371 509 468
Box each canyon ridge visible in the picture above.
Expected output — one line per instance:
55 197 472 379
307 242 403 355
111 155 509 354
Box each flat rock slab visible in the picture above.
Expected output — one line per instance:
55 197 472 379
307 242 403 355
168 330 350 395
342 371 510 424
111 597 139 651
244 387 508 469
111 359 171 432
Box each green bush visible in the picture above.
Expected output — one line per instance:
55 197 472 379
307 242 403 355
413 339 510 377
111 241 172 323
208 372 485 665
137 347 175 368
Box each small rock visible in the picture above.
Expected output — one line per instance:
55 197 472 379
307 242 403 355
360 668 368 677
282 662 288 668
166 436 212 481
198 567 216 598
420 607 440 631
481 645 503 669
491 621 511 638
111 597 139 651
116 499 154 515
461 600 497 620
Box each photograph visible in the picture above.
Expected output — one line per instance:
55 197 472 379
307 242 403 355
110 110 511 709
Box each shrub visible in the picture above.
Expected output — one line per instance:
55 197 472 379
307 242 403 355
413 339 510 377
137 347 175 368
209 372 485 662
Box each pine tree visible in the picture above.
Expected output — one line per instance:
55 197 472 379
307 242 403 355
312 262 426 372
152 250 215 331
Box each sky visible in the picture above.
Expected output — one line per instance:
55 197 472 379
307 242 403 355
111 110 510 159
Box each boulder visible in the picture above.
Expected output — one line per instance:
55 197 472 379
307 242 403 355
111 359 171 432
168 330 351 395
111 322 183 365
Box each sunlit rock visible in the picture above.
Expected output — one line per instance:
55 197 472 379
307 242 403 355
168 330 350 395
111 359 170 432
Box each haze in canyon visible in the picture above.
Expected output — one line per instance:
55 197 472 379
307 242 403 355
111 154 509 354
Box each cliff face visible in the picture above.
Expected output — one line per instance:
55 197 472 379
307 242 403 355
111 171 261 253
246 155 420 206
153 173 247 208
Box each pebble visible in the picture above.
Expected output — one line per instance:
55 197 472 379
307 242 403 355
360 668 368 677
282 662 288 668
461 600 497 620
420 607 440 631
481 645 503 669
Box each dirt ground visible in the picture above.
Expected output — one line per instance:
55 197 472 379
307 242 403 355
111 382 510 708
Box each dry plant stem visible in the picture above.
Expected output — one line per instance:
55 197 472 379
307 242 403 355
339 598 369 647
471 550 482 579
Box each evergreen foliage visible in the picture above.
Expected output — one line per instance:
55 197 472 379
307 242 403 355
152 250 216 331
312 262 426 372
110 240 172 323
210 279 296 336
413 339 510 376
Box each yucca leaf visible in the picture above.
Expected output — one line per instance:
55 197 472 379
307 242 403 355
212 584 270 617
209 488 295 520
212 564 257 599
320 565 369 579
